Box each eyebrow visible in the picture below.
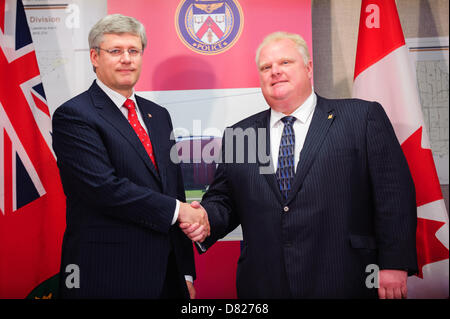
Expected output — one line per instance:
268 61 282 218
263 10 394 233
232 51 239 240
278 57 295 62
259 57 295 68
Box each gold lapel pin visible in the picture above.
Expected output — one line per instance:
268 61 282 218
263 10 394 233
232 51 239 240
328 114 333 120
148 113 152 118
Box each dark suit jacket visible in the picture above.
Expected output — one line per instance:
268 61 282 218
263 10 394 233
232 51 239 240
200 95 418 298
52 81 194 298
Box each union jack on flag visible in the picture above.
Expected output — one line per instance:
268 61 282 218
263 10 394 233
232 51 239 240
0 0 65 298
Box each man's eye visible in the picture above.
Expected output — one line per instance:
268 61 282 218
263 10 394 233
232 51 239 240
129 49 140 55
110 49 122 55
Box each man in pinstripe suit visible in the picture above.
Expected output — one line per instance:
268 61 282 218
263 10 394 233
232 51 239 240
52 14 209 298
181 32 418 298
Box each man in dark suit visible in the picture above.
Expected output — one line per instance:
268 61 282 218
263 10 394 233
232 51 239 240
181 32 418 299
52 14 209 299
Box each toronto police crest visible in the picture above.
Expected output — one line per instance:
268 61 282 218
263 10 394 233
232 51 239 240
175 0 244 55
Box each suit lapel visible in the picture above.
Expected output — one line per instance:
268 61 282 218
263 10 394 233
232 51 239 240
287 95 335 204
255 110 284 204
89 82 161 182
136 95 166 185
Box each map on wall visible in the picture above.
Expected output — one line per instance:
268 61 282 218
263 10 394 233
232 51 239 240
406 37 449 184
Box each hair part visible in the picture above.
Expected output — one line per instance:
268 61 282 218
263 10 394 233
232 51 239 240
89 14 147 50
255 31 311 67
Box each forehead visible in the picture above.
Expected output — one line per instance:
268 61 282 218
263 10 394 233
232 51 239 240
258 39 300 63
100 33 141 46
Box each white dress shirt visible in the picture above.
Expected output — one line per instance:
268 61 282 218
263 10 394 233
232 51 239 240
196 91 318 255
270 91 317 172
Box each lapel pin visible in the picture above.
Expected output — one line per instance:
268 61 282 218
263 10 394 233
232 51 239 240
328 114 333 120
148 113 152 118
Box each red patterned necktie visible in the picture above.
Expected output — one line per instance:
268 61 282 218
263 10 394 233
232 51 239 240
123 99 158 170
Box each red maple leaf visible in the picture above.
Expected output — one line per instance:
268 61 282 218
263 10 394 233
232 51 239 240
415 218 449 279
401 127 448 279
401 127 443 207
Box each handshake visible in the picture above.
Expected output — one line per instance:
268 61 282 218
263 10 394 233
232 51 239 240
177 201 210 243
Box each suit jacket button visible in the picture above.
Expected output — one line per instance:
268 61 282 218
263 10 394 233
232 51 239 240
283 206 289 212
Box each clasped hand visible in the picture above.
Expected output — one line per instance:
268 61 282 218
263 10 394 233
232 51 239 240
178 201 210 243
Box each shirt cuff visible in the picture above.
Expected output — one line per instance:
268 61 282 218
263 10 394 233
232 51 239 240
195 241 207 253
184 275 193 283
171 199 180 225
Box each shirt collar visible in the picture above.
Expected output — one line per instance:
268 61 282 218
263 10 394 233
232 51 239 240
95 78 137 110
270 91 317 128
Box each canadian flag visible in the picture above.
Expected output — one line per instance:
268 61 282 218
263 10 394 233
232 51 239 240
353 0 449 298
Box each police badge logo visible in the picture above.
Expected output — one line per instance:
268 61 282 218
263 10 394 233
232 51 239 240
175 0 244 55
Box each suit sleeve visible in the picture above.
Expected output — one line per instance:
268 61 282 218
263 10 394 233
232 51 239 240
199 131 241 252
165 109 196 279
52 103 175 234
366 102 418 275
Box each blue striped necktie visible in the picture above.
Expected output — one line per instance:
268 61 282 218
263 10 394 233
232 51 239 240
276 116 296 200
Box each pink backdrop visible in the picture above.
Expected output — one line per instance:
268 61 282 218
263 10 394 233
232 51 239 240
107 0 312 299
108 0 312 91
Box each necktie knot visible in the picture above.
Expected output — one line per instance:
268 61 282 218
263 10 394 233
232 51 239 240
123 99 136 111
281 116 296 126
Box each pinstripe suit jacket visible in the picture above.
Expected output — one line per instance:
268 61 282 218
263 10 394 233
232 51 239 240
201 95 418 298
52 81 194 298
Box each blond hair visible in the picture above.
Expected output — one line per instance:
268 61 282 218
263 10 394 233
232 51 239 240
255 31 310 66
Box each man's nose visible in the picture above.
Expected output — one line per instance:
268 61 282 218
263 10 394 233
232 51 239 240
271 64 281 75
120 51 132 63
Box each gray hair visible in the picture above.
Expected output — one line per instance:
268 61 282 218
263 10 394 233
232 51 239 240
88 14 147 50
255 31 310 66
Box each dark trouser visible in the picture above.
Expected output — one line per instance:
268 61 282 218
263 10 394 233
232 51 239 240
160 252 188 299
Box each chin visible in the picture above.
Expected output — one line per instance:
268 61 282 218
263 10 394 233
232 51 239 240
118 79 136 87
270 87 291 97
269 93 290 103
267 99 294 113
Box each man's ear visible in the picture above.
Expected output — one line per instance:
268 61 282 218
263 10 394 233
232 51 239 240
306 60 313 79
90 48 99 69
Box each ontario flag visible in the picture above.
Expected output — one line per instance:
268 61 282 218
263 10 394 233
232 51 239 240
353 0 449 298
0 0 65 298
